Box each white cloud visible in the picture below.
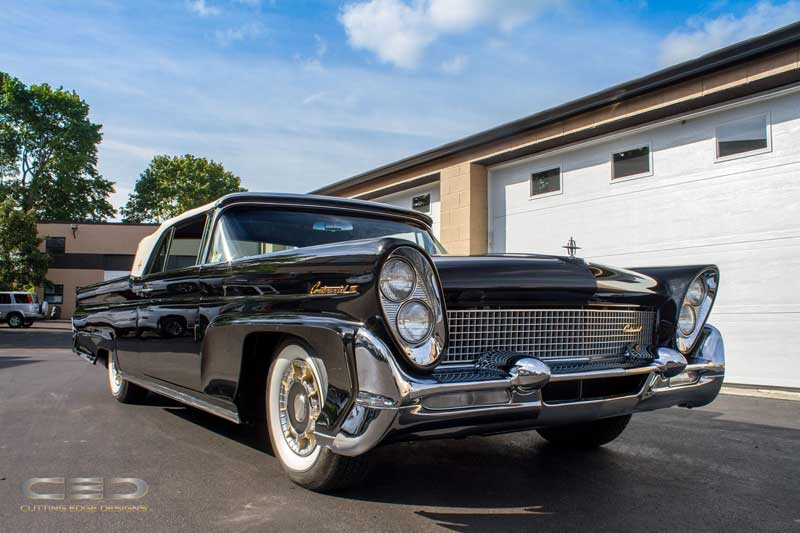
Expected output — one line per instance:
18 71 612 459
339 0 433 68
214 23 264 46
659 1 800 65
187 0 220 17
441 54 468 74
339 0 558 68
314 34 328 58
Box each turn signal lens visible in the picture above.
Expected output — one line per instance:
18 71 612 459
678 303 696 336
379 258 416 301
396 300 433 344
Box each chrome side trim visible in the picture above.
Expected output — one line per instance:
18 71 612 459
124 374 241 424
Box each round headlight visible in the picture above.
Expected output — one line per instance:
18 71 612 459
678 303 696 336
380 259 416 301
396 300 433 344
686 278 707 306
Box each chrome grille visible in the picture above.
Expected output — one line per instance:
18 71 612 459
444 308 655 364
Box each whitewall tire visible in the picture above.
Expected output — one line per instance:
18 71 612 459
265 340 370 491
107 353 147 404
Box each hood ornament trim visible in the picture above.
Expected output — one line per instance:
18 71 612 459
563 236 580 258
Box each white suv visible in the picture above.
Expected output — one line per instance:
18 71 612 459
0 292 48 328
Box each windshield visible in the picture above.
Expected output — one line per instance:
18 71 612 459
207 206 444 263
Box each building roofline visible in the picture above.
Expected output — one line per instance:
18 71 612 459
37 221 159 226
312 20 800 196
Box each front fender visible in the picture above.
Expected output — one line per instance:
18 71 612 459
200 313 363 431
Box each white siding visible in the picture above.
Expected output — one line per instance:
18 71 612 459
488 90 800 388
374 183 441 237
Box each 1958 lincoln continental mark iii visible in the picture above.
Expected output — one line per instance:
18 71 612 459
73 193 724 491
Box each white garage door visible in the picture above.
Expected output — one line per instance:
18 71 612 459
488 90 800 388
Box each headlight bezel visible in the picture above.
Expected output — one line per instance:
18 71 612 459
377 245 447 371
676 268 719 354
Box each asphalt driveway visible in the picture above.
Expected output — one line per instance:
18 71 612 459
1 323 798 532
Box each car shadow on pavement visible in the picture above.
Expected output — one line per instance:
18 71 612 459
0 355 42 370
160 402 276 456
329 407 800 532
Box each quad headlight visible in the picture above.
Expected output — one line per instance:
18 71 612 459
379 258 416 301
678 303 696 336
378 246 447 370
397 300 433 343
676 269 718 354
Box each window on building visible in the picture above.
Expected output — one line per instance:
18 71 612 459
530 167 561 197
45 284 64 304
612 145 651 180
412 193 431 213
46 237 66 255
716 115 769 160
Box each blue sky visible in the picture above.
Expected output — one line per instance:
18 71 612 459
1 0 799 215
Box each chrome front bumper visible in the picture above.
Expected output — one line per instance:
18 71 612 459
315 325 725 457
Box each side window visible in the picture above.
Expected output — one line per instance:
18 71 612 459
147 233 171 275
0 294 11 304
165 216 206 271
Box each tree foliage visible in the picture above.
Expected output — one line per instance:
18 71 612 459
121 154 245 223
0 72 115 221
0 199 50 291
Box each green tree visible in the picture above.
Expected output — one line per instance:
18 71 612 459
121 154 246 223
0 199 50 291
0 72 115 221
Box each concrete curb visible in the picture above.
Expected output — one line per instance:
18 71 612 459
721 386 800 402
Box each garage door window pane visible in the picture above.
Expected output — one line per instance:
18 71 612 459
530 168 561 197
612 146 650 179
716 116 768 159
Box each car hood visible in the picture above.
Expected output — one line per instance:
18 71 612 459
432 254 667 308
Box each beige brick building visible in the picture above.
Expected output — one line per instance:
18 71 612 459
36 222 157 318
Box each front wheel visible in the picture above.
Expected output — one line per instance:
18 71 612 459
537 414 632 448
107 353 148 403
7 313 23 328
266 340 369 492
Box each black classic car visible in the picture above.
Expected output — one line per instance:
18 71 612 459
73 193 724 491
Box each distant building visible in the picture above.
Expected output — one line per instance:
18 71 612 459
313 23 800 389
36 222 157 318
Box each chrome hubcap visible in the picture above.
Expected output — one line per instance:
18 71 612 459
109 358 122 390
278 360 320 457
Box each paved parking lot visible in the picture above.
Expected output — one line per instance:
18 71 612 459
1 323 798 532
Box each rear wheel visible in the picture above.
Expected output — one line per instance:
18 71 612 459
266 340 369 492
107 353 147 403
537 414 632 448
22 320 33 328
7 313 23 328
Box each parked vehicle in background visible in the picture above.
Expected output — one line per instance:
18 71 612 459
72 193 725 491
0 292 48 328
